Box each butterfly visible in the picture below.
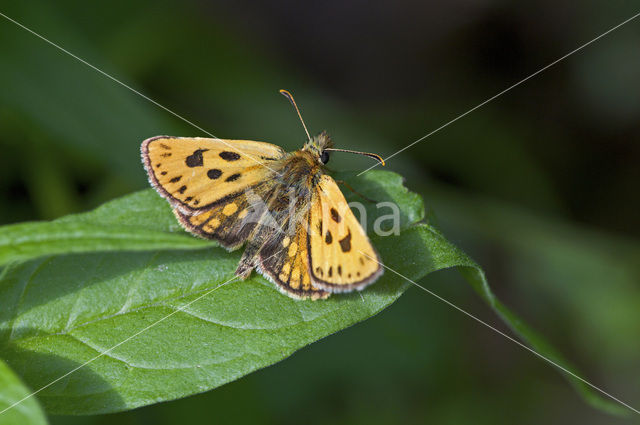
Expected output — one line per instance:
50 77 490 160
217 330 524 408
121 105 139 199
141 90 384 300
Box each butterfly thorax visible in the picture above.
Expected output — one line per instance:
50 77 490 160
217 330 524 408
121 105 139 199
278 149 323 195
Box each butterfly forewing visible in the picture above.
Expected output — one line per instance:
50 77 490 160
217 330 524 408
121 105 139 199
307 175 383 291
142 136 285 213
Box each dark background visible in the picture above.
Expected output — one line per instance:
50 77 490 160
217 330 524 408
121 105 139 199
1 1 639 423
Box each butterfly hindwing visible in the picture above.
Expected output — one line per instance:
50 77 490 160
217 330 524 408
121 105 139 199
256 203 330 300
307 175 383 291
142 136 285 214
173 179 278 250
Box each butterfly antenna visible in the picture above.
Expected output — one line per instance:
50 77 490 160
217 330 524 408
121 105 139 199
324 148 386 166
279 89 311 142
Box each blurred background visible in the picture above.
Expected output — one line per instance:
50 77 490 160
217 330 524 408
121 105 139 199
1 0 639 423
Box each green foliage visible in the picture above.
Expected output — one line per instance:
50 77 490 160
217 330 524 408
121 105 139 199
0 191 211 267
0 171 624 417
0 358 47 425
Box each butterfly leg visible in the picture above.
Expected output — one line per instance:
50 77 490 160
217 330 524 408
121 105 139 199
235 241 260 279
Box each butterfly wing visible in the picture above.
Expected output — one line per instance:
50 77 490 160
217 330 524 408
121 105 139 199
256 198 330 300
142 136 285 214
307 175 383 292
173 178 278 250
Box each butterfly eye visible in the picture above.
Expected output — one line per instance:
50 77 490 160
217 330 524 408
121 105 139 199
320 151 330 164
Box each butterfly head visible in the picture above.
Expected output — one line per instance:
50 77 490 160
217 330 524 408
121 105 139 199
303 131 334 164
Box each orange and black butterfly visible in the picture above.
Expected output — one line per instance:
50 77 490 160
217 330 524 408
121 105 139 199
141 90 384 300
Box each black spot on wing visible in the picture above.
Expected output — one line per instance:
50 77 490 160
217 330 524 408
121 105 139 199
225 173 241 182
207 169 222 179
330 208 341 223
339 229 352 252
178 185 187 194
186 149 208 167
169 176 182 183
219 151 241 161
160 171 167 176
325 231 332 244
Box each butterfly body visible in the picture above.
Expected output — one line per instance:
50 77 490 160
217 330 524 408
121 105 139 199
142 118 383 300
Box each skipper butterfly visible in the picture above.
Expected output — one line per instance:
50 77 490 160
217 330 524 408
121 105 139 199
142 90 384 300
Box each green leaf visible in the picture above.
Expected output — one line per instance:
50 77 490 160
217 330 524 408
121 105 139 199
0 191 213 267
0 358 48 425
0 171 625 416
